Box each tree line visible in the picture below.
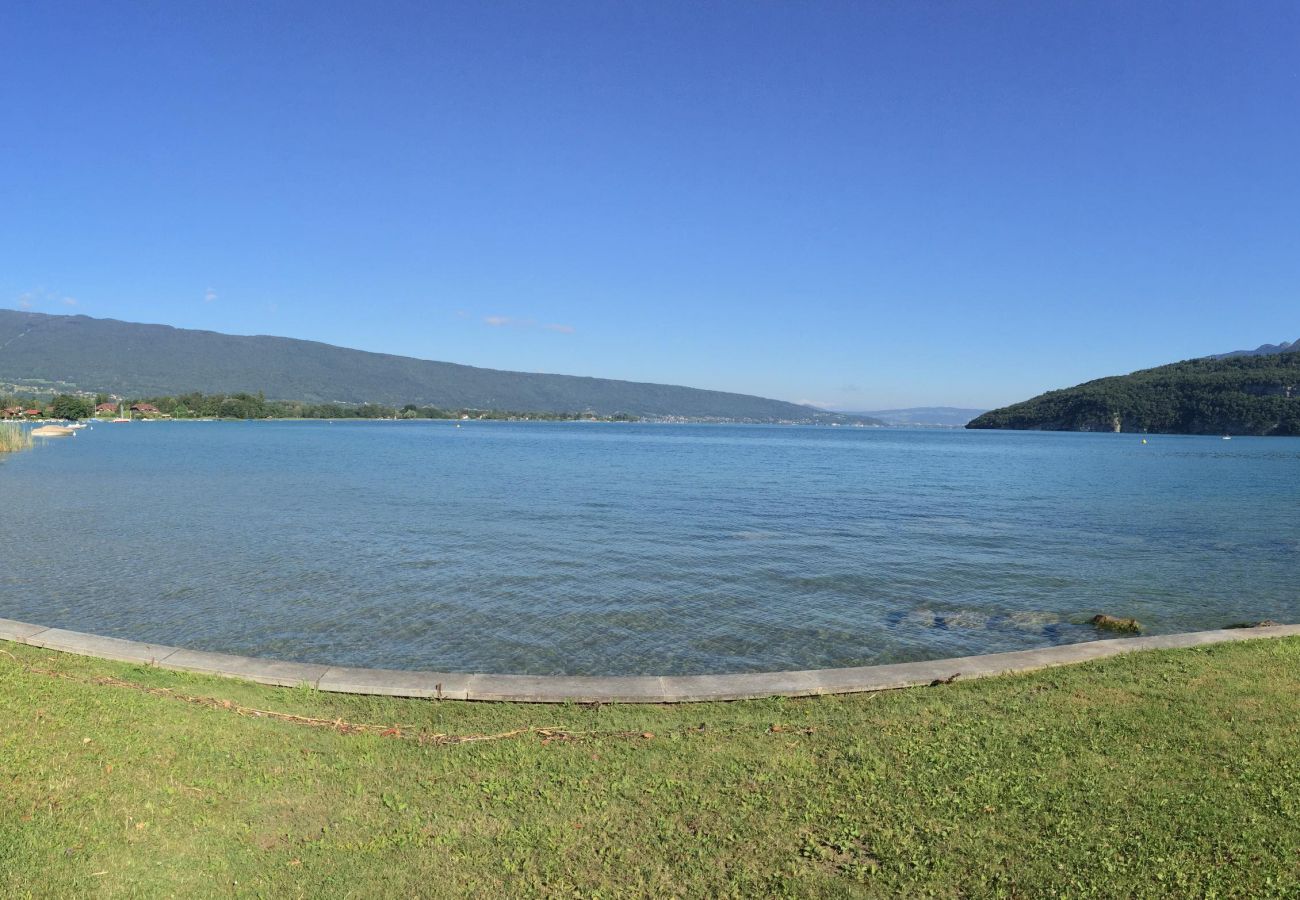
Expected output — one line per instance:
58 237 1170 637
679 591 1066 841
0 391 641 422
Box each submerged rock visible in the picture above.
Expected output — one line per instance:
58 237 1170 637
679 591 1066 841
1225 620 1282 629
1090 614 1142 634
1004 610 1062 630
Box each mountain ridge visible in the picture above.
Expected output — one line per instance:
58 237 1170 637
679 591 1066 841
850 407 985 427
0 310 881 424
1210 338 1299 359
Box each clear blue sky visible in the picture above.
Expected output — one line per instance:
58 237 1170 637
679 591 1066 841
3 1 1297 409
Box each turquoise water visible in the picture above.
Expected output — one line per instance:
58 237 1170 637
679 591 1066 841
1 421 1297 675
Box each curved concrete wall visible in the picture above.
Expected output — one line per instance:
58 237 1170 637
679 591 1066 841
3 616 1297 703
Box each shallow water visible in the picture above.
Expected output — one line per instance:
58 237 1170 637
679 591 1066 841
2 421 1297 674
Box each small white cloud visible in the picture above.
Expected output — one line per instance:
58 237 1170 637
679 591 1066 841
484 315 574 334
204 287 218 303
62 297 78 307
16 293 33 310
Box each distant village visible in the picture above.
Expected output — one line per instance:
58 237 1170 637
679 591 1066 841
0 390 643 423
2 401 162 420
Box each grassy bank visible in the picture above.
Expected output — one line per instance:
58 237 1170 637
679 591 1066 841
0 423 31 453
4 638 1300 897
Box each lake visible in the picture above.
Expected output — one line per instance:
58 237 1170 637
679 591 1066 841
2 421 1297 675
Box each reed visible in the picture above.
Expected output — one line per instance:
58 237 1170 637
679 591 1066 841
0 422 33 452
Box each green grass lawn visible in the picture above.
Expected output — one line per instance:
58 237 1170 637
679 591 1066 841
4 637 1300 898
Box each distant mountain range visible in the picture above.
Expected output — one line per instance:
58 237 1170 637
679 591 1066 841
969 340 1299 436
1211 338 1299 359
851 407 986 427
0 310 882 424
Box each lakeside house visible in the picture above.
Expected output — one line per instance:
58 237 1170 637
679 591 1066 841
24 409 43 418
2 406 23 419
95 402 119 415
130 403 161 418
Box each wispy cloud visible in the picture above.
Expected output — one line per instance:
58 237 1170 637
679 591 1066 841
483 315 574 335
204 287 218 303
14 287 76 311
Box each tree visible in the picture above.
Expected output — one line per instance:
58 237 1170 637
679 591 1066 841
50 395 93 421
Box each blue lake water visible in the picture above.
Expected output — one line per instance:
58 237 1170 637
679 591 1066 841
2 421 1297 675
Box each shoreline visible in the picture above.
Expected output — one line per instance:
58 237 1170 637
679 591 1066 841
3 616 1297 703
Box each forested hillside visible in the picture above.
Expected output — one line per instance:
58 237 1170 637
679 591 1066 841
968 351 1300 435
0 311 878 424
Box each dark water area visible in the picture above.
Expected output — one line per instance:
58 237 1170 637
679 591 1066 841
2 421 1297 675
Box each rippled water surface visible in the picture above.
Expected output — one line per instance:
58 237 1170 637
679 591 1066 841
2 421 1297 674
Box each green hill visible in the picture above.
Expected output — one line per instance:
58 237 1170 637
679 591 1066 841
0 310 880 424
968 350 1300 435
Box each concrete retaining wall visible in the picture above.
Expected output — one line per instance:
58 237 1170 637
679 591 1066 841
3 616 1297 703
